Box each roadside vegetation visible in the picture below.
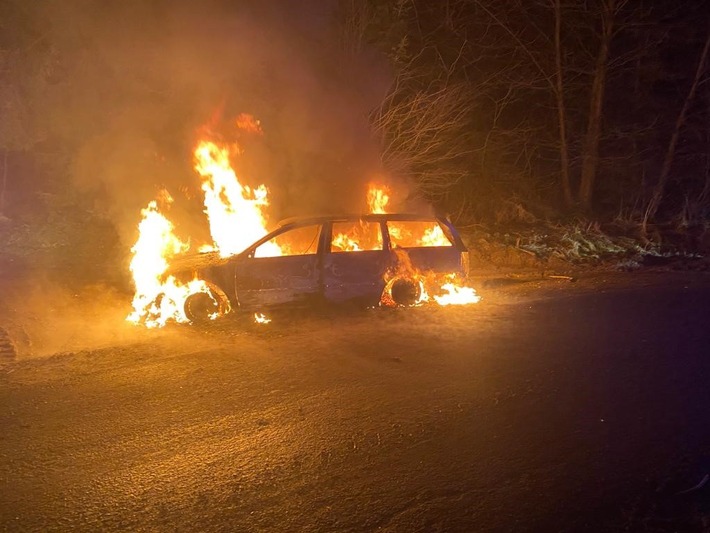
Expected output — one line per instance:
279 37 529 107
1 0 710 287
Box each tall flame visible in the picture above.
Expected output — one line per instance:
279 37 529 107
194 140 279 258
127 198 214 328
128 124 282 328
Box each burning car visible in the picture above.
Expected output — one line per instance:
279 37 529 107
125 125 479 328
168 213 472 322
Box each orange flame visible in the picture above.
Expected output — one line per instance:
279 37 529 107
368 185 480 307
332 233 361 252
193 140 280 258
128 118 281 328
235 113 263 134
128 122 480 329
433 281 482 306
126 198 216 328
254 312 271 324
367 182 391 214
381 254 481 308
420 224 451 247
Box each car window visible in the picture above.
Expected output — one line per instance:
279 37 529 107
253 225 321 258
386 221 453 248
331 221 383 253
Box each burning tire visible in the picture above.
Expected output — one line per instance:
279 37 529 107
183 284 230 324
388 277 422 307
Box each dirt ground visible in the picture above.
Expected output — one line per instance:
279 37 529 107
1 268 710 531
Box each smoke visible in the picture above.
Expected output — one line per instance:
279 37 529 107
39 0 392 246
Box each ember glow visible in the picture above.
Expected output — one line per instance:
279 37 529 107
254 312 271 324
235 113 262 134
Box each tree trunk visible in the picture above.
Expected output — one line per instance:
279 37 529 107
553 0 573 208
578 0 615 211
702 70 710 204
0 149 7 217
644 27 710 227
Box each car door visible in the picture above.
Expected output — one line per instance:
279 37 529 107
385 219 464 274
322 219 390 304
234 224 323 310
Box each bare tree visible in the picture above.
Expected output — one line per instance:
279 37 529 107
552 0 573 207
373 78 476 202
337 0 376 56
470 0 583 209
643 26 710 228
369 0 530 213
578 0 628 210
471 0 628 210
336 0 411 60
344 0 666 219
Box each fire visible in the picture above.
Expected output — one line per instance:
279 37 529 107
128 119 283 327
367 184 480 307
127 198 216 328
193 140 279 258
367 182 391 213
420 224 451 247
434 282 482 306
254 312 271 324
332 233 361 252
381 266 481 308
367 183 450 247
128 117 284 328
127 128 481 329
235 113 263 134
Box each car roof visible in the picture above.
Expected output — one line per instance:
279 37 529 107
168 212 462 272
275 213 449 229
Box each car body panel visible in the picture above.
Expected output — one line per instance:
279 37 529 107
175 214 468 312
322 249 390 304
397 246 464 273
234 254 321 308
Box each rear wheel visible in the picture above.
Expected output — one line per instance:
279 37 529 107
382 277 422 307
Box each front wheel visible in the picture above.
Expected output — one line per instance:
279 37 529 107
183 284 231 323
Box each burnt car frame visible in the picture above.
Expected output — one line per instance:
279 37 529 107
173 214 469 321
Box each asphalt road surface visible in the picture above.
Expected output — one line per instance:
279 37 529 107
2 273 710 532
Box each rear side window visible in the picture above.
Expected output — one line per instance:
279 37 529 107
387 221 453 248
254 225 321 258
331 221 383 252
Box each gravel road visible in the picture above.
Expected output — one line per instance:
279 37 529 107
2 272 709 532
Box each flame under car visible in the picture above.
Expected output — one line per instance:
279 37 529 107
169 214 469 322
